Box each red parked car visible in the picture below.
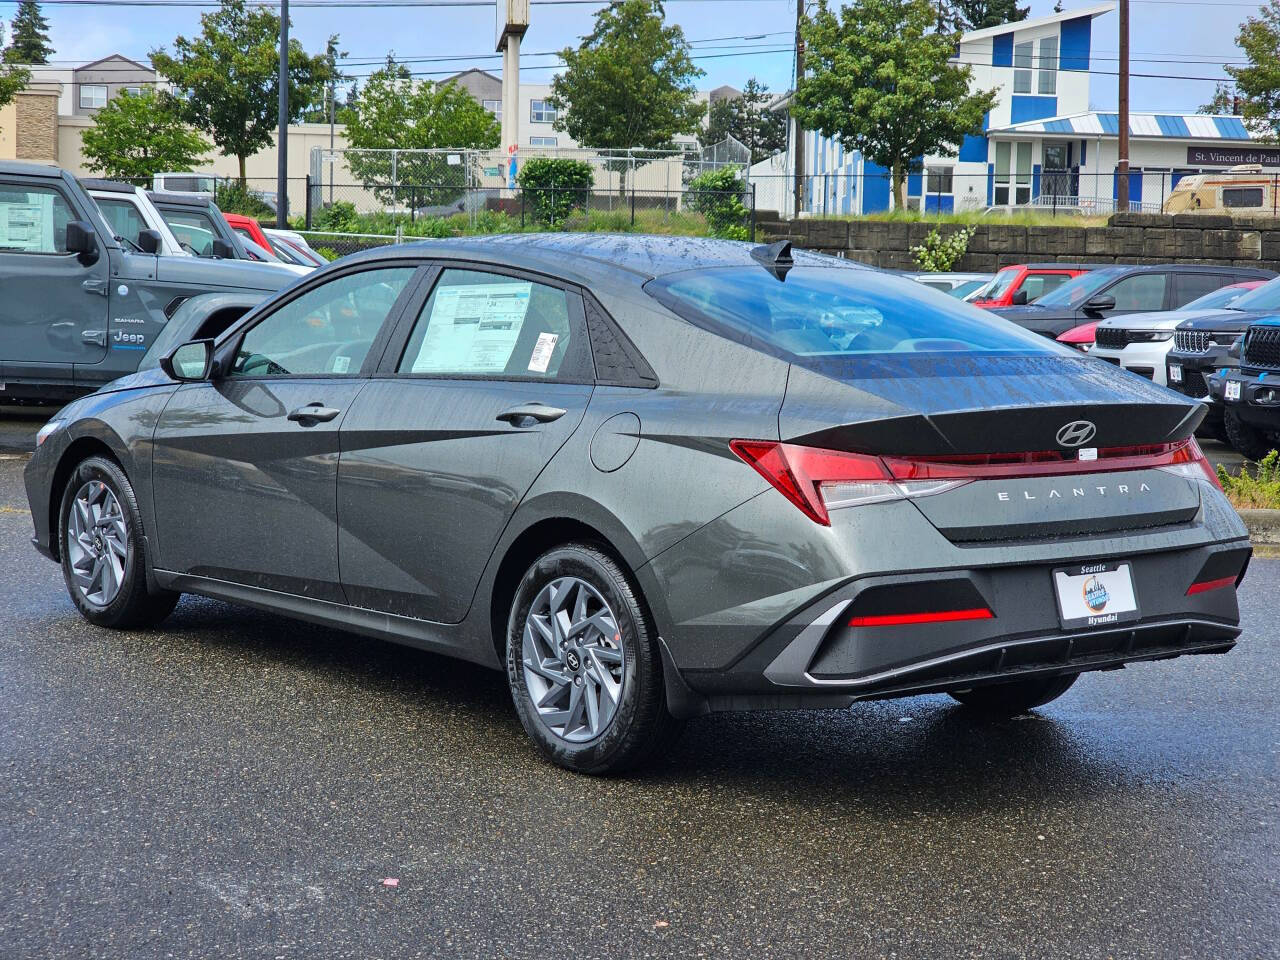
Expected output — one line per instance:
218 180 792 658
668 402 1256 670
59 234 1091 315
970 263 1097 308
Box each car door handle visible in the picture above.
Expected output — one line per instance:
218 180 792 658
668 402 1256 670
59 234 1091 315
81 329 106 347
496 403 567 426
287 402 341 425
82 278 108 296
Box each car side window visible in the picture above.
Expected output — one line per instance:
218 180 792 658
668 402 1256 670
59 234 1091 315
232 267 416 377
160 209 218 256
398 269 576 379
0 181 76 254
1107 273 1167 311
95 198 147 246
1032 273 1071 300
1174 272 1226 306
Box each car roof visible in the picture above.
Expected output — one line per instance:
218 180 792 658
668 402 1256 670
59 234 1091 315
1014 263 1101 271
148 190 212 208
338 234 871 287
81 178 139 194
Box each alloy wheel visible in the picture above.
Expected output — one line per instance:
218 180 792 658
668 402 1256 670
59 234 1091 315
66 479 129 607
521 576 626 743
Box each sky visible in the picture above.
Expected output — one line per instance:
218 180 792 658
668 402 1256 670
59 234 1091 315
9 0 1263 116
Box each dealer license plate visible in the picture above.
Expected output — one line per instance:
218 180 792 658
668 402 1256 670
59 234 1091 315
1226 380 1241 401
1168 364 1182 384
1053 562 1139 630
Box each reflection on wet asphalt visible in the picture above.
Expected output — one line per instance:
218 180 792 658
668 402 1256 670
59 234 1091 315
0 457 1275 958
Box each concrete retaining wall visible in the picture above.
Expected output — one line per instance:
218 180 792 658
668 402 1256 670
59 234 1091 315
758 213 1280 273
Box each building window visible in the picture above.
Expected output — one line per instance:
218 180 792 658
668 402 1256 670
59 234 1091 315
1013 41 1033 94
529 136 557 147
123 85 144 97
994 141 1032 205
79 84 108 109
1037 36 1058 95
926 166 953 195
482 99 501 119
529 99 557 124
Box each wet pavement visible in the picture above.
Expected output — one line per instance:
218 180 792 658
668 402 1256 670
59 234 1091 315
0 455 1277 959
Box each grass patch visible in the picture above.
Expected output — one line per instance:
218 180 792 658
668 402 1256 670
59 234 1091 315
809 209 1110 228
1217 450 1280 509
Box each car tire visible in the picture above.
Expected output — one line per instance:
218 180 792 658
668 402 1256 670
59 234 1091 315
58 456 179 629
949 673 1079 715
506 543 683 775
1224 410 1276 461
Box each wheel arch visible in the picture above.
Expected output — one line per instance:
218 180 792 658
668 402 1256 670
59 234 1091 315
46 431 129 561
483 496 661 666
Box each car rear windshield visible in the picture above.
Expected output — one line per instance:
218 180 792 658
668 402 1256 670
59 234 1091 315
1032 267 1125 307
646 265 1057 360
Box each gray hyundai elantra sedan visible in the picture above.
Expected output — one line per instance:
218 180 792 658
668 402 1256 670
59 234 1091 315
24 235 1249 774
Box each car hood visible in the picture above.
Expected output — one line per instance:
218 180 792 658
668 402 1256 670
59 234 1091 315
1175 309 1261 332
779 352 1203 456
1100 308 1222 332
156 255 301 291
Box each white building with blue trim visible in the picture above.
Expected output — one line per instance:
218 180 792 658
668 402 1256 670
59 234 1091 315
751 2 1269 216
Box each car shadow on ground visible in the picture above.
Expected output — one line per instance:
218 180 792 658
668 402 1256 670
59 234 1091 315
135 594 1138 816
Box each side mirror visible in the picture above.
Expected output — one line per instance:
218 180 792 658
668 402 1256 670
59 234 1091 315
1084 294 1116 315
1011 289 1029 305
211 238 235 260
65 220 99 263
160 339 215 382
137 229 162 254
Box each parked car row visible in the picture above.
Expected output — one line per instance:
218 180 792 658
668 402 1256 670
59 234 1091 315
0 160 303 402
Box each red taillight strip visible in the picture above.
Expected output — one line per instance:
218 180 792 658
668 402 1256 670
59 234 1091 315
1186 576 1236 596
849 607 994 628
882 439 1203 480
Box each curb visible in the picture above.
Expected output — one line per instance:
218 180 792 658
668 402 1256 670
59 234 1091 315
1239 508 1280 546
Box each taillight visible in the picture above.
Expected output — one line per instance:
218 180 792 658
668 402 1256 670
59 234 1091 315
728 440 965 525
731 437 1222 524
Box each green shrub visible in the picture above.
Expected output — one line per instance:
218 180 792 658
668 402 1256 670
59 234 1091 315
313 246 339 261
910 225 976 270
517 157 596 227
214 181 275 220
687 166 749 240
1217 449 1280 509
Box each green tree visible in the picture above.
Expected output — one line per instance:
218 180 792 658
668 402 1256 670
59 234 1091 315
0 25 30 106
548 0 705 152
1199 81 1240 115
517 156 595 226
342 55 499 207
150 0 332 184
3 1 52 64
1226 0 1280 141
794 0 998 209
702 78 787 165
950 0 1027 31
80 89 210 180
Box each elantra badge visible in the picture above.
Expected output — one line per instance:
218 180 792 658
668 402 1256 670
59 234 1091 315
1056 420 1097 447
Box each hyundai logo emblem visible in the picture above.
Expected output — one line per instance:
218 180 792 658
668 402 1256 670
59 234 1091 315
1056 420 1097 447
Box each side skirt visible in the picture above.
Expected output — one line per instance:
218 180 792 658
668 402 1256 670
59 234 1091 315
153 569 502 670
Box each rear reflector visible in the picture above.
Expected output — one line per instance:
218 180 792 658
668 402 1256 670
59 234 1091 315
731 437 1220 525
1186 576 1236 596
849 607 994 628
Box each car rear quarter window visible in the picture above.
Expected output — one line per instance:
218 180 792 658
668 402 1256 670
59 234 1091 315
647 265 1058 361
397 269 582 380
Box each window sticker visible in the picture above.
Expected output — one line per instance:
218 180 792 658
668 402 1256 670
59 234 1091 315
528 331 559 373
332 355 351 374
0 194 54 251
411 281 532 374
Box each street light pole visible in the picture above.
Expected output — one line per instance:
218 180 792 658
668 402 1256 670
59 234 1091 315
1117 0 1130 213
277 0 289 227
792 0 805 218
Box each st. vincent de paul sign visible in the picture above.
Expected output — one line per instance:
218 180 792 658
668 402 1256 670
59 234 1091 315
1187 146 1280 166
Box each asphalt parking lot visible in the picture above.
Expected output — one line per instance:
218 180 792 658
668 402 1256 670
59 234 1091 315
1 452 1277 959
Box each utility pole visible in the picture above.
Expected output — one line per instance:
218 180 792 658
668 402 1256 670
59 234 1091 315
1116 0 1130 213
276 0 289 227
792 0 805 218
